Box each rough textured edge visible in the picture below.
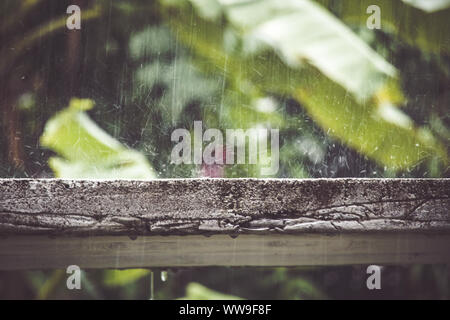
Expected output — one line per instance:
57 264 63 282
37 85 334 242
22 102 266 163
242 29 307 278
0 178 449 236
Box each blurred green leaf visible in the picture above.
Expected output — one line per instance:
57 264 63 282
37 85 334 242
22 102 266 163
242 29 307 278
225 0 399 102
289 278 327 299
104 269 150 287
179 282 243 300
162 0 448 170
402 0 450 12
40 98 155 179
316 0 450 54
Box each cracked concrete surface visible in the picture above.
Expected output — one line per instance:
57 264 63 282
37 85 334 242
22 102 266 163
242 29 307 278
0 178 449 236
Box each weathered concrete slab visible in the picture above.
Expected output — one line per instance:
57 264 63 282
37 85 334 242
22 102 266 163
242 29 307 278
0 179 449 269
0 179 449 235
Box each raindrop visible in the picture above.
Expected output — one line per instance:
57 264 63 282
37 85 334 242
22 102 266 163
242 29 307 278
149 271 154 300
161 271 168 282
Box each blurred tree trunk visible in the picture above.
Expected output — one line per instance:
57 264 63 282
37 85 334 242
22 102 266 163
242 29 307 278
65 0 85 97
2 75 26 170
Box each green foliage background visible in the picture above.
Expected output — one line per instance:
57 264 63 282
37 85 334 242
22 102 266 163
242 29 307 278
0 0 449 299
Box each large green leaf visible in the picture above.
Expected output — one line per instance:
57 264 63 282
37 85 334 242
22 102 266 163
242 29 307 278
195 0 400 102
162 0 448 170
40 98 155 179
402 0 450 12
316 0 450 55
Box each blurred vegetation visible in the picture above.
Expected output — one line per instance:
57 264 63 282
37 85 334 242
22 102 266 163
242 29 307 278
0 265 448 299
0 0 449 299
